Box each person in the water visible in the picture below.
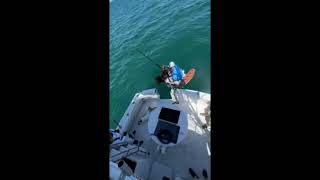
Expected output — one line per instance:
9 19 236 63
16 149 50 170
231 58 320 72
165 61 185 87
155 61 185 88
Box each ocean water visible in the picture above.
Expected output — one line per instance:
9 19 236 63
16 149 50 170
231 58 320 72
110 0 210 128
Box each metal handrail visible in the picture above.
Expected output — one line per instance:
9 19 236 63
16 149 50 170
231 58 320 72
123 148 149 158
111 146 139 159
111 144 149 161
110 141 128 149
114 148 149 162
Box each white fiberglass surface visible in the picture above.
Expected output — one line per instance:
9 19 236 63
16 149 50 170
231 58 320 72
118 96 211 179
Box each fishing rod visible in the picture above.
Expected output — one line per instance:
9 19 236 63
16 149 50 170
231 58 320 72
136 49 162 69
136 49 173 85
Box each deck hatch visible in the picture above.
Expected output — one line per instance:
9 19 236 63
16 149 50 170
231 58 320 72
158 107 180 124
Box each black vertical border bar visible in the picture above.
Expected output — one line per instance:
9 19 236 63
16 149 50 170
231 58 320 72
212 0 223 179
98 0 109 178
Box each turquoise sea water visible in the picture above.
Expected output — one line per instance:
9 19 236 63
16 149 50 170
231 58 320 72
110 0 210 128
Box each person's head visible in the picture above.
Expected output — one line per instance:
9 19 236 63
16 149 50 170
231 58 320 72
169 61 175 68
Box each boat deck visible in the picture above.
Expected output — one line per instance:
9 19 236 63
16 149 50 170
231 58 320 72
127 98 211 180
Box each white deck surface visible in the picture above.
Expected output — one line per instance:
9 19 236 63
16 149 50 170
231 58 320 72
121 97 210 179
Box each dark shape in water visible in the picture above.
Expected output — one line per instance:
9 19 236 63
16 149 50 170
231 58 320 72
155 75 164 85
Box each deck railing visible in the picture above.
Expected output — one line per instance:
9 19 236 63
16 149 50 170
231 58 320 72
111 142 149 161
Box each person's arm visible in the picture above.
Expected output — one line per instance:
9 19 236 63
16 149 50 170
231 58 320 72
171 81 180 85
166 80 180 88
167 69 172 77
168 77 174 83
